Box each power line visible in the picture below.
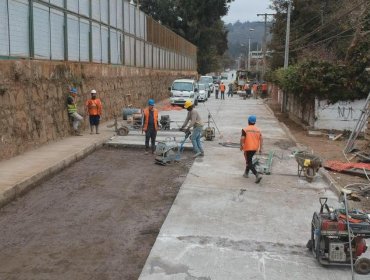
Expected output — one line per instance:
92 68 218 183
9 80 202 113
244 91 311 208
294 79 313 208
286 17 370 54
271 0 369 52
287 0 368 47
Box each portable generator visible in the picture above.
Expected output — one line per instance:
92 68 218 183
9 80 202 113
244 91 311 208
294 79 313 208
160 115 171 130
307 197 370 275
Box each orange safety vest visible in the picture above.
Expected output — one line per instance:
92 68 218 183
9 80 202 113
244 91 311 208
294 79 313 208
243 125 261 151
143 108 158 131
252 84 258 92
86 98 102 116
220 84 226 92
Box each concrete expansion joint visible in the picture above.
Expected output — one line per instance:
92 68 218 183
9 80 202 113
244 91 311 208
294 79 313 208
175 235 307 255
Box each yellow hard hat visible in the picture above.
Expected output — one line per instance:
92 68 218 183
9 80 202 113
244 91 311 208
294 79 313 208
184 100 193 109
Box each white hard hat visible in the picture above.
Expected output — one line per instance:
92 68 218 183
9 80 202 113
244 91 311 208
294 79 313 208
91 89 97 94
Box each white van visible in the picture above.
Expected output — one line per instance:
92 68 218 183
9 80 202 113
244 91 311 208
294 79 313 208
199 75 214 93
169 79 199 106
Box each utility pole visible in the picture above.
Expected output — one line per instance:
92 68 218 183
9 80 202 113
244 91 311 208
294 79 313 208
284 1 292 69
257 12 274 76
283 1 292 113
248 28 254 72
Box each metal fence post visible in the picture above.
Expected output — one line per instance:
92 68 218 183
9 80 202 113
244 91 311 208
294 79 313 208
89 0 92 62
63 0 68 60
108 0 111 64
29 0 34 58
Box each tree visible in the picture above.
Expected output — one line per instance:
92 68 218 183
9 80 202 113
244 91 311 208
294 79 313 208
267 0 369 100
137 0 234 74
269 0 370 67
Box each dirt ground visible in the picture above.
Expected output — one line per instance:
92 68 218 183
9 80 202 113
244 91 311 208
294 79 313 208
0 148 193 280
267 102 370 210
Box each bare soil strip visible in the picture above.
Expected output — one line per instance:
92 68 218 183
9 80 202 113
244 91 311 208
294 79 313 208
0 148 193 280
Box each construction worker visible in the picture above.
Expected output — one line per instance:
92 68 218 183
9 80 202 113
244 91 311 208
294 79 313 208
181 100 204 158
66 87 83 136
86 89 102 134
261 82 268 98
214 82 219 99
143 99 159 154
252 83 258 99
227 83 233 97
240 115 263 183
220 82 226 100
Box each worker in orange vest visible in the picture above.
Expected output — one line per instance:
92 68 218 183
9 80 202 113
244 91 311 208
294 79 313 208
261 82 268 98
244 83 251 97
252 83 258 98
143 99 159 154
240 115 263 183
86 89 103 134
220 82 226 100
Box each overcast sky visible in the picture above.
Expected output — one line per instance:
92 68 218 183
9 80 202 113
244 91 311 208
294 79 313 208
222 0 273 23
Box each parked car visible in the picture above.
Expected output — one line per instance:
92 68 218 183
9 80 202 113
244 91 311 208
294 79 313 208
221 73 228 80
169 79 199 106
197 84 208 102
204 83 211 98
212 75 220 84
199 75 214 94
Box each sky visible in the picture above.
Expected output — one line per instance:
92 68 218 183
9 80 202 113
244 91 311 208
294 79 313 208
222 0 274 23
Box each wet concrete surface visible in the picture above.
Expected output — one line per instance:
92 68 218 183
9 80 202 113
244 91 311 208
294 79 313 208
0 148 193 280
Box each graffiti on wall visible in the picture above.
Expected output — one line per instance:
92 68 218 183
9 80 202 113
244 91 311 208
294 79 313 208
317 100 357 121
337 101 354 120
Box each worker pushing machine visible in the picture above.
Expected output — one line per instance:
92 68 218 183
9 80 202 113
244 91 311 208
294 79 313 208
240 115 263 183
143 99 159 154
181 100 204 158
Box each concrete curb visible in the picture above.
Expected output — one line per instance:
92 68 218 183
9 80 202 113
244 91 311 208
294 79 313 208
319 168 342 198
0 138 108 209
264 103 298 144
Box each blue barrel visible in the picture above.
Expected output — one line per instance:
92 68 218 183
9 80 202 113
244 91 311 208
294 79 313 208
122 108 141 120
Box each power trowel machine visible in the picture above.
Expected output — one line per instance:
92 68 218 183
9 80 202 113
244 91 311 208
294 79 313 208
307 196 370 277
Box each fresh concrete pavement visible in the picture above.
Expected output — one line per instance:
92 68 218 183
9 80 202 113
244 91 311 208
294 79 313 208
138 81 370 279
0 74 368 279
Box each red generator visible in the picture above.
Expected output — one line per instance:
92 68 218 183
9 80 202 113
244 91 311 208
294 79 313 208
307 197 370 275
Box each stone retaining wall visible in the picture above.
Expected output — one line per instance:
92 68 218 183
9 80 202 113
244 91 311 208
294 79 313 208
0 60 196 161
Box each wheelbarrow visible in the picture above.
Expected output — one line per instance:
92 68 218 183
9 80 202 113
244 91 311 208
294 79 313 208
294 151 322 182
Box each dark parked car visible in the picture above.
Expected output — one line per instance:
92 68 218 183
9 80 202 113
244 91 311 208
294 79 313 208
212 76 220 84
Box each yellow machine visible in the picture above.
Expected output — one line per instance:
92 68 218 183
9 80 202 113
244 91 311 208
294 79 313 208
233 70 249 93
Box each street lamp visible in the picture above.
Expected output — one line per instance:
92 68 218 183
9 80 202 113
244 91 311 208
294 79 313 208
248 28 255 71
